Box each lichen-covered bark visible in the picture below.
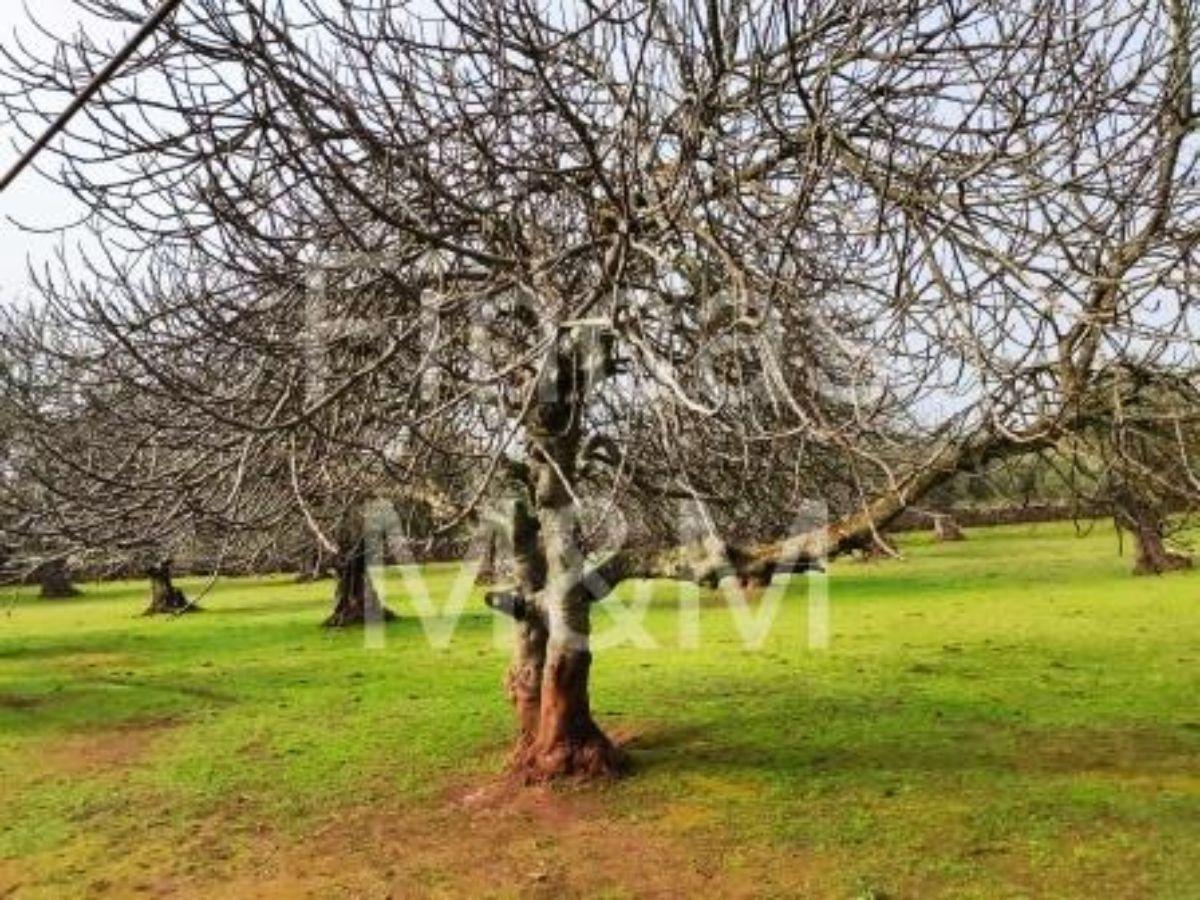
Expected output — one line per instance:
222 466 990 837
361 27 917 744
506 616 548 745
500 496 548 746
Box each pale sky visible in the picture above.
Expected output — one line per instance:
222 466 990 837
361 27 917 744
0 0 122 309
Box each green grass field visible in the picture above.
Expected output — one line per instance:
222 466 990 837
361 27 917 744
2 521 1199 898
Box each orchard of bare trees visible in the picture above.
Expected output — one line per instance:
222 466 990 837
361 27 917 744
1 0 1198 780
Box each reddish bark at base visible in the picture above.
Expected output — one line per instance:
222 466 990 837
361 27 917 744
511 648 625 782
501 341 625 783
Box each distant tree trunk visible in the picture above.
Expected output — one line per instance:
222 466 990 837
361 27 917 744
933 514 966 542
475 529 500 585
143 559 197 615
38 558 79 599
294 545 333 583
1114 492 1191 576
323 535 396 627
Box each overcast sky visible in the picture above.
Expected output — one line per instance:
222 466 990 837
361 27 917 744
0 0 123 309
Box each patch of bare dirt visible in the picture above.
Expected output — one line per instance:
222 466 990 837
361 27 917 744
14 727 828 898
1017 726 1200 779
0 860 26 899
41 718 176 775
165 771 826 900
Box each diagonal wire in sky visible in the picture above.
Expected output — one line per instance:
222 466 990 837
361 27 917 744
0 0 185 194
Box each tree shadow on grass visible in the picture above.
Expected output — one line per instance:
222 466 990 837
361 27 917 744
0 605 445 662
621 712 1200 786
204 596 335 616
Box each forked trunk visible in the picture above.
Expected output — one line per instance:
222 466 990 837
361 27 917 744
504 340 623 781
143 560 197 615
323 537 396 627
38 558 79 599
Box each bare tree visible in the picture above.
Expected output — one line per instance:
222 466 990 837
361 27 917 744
1 0 1197 779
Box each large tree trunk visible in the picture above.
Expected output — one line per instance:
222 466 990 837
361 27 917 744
1115 492 1191 576
514 504 622 781
500 341 624 781
1131 524 1190 576
490 377 1079 782
323 536 396 627
143 560 197 615
38 558 79 599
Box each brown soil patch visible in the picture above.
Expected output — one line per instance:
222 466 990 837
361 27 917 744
167 774 826 900
1017 726 1200 778
0 860 26 899
41 718 175 776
